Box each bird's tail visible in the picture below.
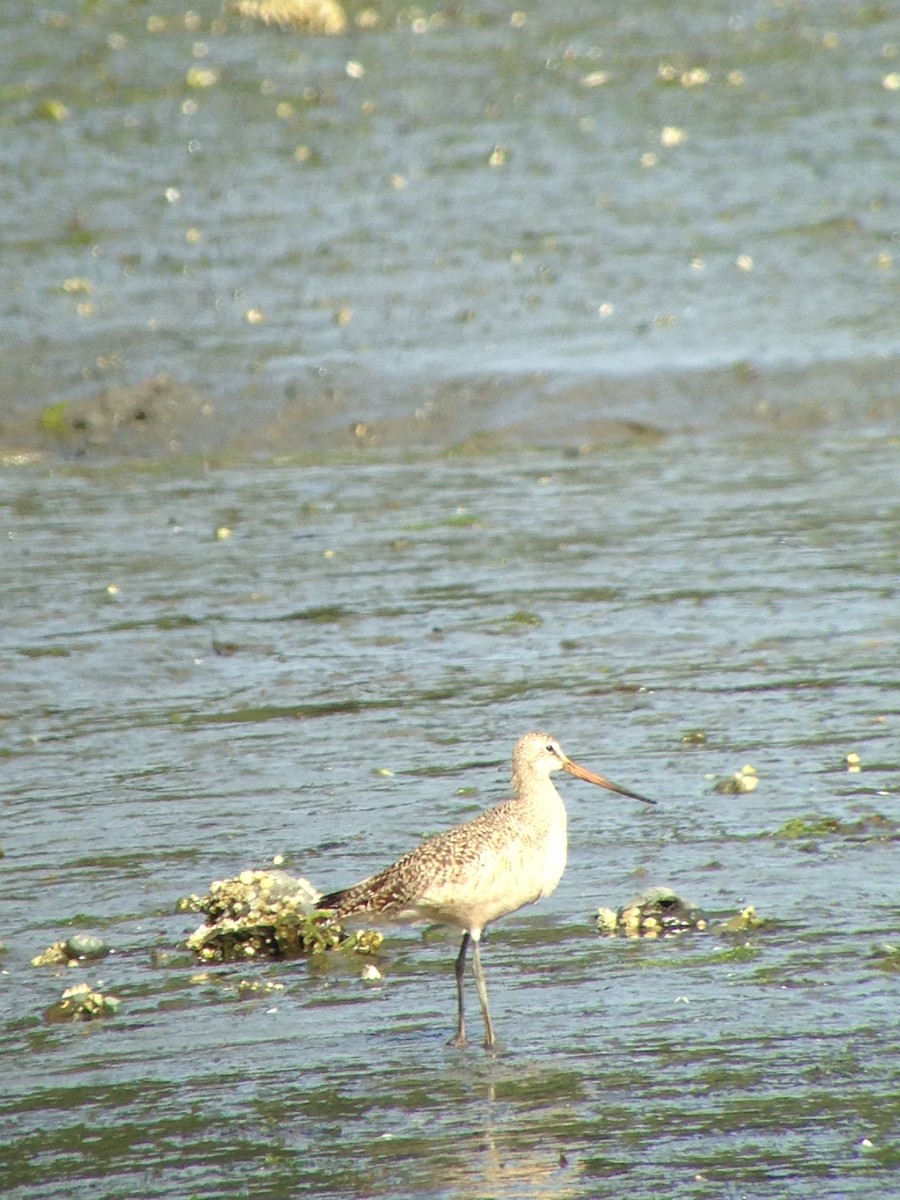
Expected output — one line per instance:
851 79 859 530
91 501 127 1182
315 888 345 913
316 885 365 919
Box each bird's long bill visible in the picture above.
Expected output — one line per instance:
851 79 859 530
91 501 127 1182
562 757 657 805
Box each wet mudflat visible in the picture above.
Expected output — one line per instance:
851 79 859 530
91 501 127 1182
1 429 897 1199
2 0 899 455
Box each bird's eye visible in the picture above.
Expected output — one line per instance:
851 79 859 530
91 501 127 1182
546 742 557 754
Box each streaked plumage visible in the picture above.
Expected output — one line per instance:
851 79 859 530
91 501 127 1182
317 731 655 1048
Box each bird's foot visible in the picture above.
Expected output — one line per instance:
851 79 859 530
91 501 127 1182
447 1029 468 1048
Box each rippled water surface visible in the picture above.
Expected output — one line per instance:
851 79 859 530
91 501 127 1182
2 1 899 1197
2 430 898 1199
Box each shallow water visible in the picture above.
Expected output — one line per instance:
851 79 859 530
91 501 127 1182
2 429 898 1199
2 1 899 1197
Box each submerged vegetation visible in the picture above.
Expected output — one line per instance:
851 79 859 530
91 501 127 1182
870 944 900 974
771 812 897 841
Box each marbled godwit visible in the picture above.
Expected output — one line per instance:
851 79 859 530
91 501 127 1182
317 732 655 1048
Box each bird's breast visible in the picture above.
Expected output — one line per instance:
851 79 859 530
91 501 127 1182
413 808 568 931
537 813 568 898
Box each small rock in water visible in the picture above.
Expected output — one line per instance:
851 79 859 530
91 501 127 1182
32 936 111 966
44 982 121 1023
598 890 768 940
597 887 707 938
64 935 111 961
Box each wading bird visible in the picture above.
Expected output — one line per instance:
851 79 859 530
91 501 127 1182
317 731 656 1048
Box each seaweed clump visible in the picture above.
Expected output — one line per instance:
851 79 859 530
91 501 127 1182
711 764 758 794
179 869 382 963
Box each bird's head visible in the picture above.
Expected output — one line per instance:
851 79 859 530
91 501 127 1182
513 731 656 804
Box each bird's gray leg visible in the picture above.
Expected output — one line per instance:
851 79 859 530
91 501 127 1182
448 932 470 1046
470 931 496 1049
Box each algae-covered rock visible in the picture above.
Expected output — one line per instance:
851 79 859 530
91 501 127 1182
32 942 71 967
597 887 708 939
180 868 382 962
32 935 111 967
597 889 771 941
65 935 111 961
44 982 120 1023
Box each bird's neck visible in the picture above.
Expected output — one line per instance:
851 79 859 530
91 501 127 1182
511 772 566 813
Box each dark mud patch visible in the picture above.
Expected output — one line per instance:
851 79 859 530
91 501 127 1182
37 375 221 457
